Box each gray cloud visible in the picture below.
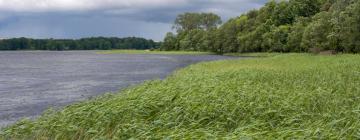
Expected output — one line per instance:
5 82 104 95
0 0 267 41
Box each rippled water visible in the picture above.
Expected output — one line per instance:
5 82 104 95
0 51 237 127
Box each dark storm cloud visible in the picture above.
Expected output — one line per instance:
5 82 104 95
102 0 269 23
0 0 267 41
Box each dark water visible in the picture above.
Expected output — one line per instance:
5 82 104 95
0 51 238 127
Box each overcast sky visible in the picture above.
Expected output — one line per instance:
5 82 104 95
0 0 267 41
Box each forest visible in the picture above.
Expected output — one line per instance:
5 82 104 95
161 0 360 54
0 37 159 50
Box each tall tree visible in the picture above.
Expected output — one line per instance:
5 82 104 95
160 32 177 51
173 13 222 32
163 0 360 53
200 13 222 30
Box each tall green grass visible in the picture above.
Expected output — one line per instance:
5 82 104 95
1 54 360 139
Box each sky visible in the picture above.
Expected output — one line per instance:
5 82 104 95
0 0 267 41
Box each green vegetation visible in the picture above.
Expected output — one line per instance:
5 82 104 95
0 37 159 50
224 52 282 57
161 0 360 54
2 54 360 139
97 50 214 55
1 0 360 139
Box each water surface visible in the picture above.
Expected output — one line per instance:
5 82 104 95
0 51 237 127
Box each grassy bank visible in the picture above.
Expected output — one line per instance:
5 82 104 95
224 52 283 57
2 54 360 139
97 50 215 55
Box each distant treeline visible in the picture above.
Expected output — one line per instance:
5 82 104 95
0 37 159 50
161 0 360 53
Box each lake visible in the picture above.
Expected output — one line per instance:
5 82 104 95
0 51 237 127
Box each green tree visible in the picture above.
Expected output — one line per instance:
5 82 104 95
289 0 321 17
339 0 360 52
200 13 222 30
217 19 240 53
173 12 222 32
301 12 332 51
173 13 202 32
160 0 359 54
161 32 177 51
287 17 311 52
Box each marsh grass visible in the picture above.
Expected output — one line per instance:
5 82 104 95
97 50 214 55
1 54 360 139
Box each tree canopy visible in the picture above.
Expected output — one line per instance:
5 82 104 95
173 13 222 32
0 37 159 50
161 0 360 54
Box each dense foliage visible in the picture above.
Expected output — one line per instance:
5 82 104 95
2 54 360 139
0 37 159 50
161 0 360 53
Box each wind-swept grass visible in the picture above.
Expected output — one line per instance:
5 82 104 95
97 50 214 55
1 54 360 139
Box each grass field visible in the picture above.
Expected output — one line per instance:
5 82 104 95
1 54 360 139
97 50 215 55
